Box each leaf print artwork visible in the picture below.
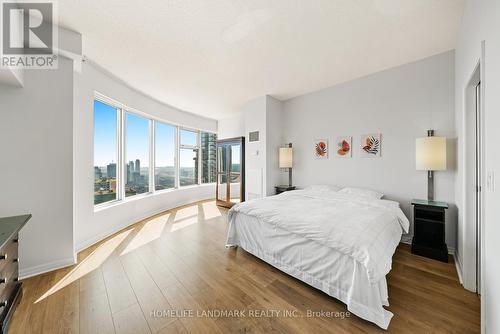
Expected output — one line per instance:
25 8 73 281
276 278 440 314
314 139 328 159
361 134 381 157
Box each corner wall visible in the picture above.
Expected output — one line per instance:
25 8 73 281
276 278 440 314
0 57 75 277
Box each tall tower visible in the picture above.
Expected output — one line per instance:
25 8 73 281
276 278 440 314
107 163 116 178
128 161 134 183
135 159 140 172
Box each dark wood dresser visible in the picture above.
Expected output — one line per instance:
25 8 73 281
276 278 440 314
0 214 31 334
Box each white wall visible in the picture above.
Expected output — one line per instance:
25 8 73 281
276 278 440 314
218 113 245 139
242 96 267 199
266 96 285 195
0 57 75 278
74 61 217 251
282 51 456 247
455 0 500 332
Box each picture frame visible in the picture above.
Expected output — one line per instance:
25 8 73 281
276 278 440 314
335 136 352 158
314 139 328 159
360 133 381 157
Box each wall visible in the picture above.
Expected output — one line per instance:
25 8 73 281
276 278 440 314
282 51 456 248
73 61 217 251
218 113 245 139
0 57 75 278
455 0 500 332
242 96 267 199
265 96 285 195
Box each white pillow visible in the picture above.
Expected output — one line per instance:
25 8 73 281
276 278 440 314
304 184 342 192
338 187 383 200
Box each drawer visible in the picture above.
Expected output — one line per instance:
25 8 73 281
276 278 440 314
0 279 17 313
0 235 18 273
0 261 18 298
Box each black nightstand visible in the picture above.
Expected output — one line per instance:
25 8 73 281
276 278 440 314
275 185 296 195
411 199 448 262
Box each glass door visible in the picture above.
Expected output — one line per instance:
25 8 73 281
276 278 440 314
216 137 245 208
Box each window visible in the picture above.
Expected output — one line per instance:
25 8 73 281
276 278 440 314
201 132 217 183
93 96 215 207
155 122 176 190
179 129 198 186
93 101 118 205
125 112 150 197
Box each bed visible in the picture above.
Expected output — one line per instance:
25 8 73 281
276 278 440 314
225 186 409 329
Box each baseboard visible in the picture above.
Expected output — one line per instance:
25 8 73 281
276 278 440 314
19 256 76 280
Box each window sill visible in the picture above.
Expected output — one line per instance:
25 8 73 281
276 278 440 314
94 183 216 213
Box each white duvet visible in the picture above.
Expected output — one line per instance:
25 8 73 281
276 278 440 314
226 188 409 329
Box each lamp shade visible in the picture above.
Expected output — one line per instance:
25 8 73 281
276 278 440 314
279 147 293 168
416 137 447 171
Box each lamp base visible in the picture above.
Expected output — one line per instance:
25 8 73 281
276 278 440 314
428 170 434 201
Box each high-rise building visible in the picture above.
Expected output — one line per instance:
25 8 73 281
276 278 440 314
127 161 134 183
201 132 217 183
107 163 116 178
94 166 102 180
135 159 140 173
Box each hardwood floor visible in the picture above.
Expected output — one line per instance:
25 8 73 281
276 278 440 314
9 200 480 333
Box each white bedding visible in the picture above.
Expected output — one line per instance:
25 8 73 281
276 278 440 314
225 188 409 329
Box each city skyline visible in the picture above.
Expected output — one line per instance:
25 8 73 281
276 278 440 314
94 100 206 168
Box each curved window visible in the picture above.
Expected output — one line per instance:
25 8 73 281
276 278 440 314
93 100 118 205
125 113 150 197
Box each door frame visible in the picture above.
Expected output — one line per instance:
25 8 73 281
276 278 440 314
462 44 485 297
216 137 245 208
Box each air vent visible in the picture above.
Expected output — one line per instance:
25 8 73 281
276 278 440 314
249 131 259 142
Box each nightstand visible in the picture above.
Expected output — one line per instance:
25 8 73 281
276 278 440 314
411 199 448 262
275 185 296 195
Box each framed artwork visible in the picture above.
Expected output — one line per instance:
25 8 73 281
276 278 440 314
314 139 328 159
361 134 381 157
335 136 352 158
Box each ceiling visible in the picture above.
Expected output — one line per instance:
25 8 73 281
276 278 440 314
56 0 464 119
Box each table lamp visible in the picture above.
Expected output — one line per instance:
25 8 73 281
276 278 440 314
279 143 293 187
416 130 447 201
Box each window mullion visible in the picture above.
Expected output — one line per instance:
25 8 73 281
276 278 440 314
198 131 201 185
150 120 155 193
175 126 180 188
119 108 126 200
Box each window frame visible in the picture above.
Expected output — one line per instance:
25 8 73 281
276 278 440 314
93 98 121 208
179 127 201 187
153 120 178 193
93 92 217 210
123 110 153 198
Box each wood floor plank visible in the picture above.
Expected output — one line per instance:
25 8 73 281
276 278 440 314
120 251 177 332
79 268 115 334
112 303 151 334
155 319 188 334
160 282 224 334
101 252 138 314
9 200 481 334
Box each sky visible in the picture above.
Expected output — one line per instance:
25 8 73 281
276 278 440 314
94 100 199 168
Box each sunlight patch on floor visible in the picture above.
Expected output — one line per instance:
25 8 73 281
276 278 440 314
170 216 199 232
120 214 169 255
35 229 132 303
174 205 198 222
202 201 222 220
